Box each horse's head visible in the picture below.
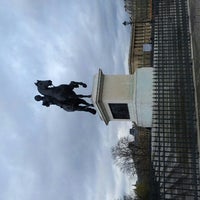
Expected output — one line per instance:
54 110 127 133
34 80 52 88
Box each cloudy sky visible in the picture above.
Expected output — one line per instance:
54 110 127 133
0 0 133 199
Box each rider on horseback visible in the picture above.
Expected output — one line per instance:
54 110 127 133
34 80 96 115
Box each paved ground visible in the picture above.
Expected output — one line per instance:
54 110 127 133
188 0 200 166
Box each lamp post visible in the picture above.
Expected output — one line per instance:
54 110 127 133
122 21 133 26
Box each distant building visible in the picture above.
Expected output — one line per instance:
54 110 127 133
129 127 137 136
124 0 153 74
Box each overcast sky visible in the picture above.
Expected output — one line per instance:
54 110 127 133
0 0 133 199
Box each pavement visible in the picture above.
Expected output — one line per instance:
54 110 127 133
188 0 200 168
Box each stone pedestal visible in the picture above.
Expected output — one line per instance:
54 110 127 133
92 68 153 127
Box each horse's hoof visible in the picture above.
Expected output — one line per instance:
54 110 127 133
90 109 96 115
92 110 96 115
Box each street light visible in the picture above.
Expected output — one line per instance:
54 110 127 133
122 21 133 26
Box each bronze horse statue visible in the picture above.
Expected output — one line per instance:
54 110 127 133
34 80 96 114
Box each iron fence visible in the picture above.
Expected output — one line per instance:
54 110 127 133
151 0 200 199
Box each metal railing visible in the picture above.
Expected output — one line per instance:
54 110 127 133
151 0 200 199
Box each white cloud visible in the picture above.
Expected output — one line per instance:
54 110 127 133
0 0 132 199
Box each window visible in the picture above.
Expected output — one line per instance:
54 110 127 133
109 103 130 119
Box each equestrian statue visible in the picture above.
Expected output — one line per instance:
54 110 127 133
34 80 96 115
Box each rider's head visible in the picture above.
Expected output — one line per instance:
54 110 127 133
34 95 43 101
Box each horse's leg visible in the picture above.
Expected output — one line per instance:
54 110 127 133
76 98 93 107
75 106 96 115
76 94 91 98
70 81 87 88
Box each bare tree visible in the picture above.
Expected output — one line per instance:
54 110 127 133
111 137 135 176
111 133 150 176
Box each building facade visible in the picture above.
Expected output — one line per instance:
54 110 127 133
124 0 153 74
